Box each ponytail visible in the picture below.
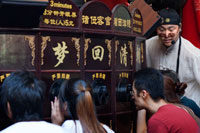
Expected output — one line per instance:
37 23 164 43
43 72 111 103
76 85 106 133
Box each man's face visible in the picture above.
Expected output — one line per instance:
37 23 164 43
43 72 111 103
131 82 145 110
156 24 180 47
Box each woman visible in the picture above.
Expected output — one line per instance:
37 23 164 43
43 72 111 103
51 78 114 133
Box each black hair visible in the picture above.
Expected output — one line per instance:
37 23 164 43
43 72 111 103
49 78 65 102
133 68 164 101
0 71 45 122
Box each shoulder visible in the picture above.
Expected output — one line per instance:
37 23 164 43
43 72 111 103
62 120 82 132
102 124 115 133
146 36 161 51
1 121 64 133
146 36 160 45
181 37 200 57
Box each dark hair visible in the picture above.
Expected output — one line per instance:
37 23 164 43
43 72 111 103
59 78 106 133
49 78 65 102
0 71 45 122
133 68 164 101
161 69 187 97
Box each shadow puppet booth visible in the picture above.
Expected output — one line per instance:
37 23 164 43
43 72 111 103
0 0 147 132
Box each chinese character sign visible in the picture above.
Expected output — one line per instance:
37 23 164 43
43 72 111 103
53 41 69 67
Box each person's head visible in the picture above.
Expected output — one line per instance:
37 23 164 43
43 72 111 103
160 69 187 100
49 78 65 102
132 68 164 110
157 8 181 47
59 78 106 133
0 71 45 122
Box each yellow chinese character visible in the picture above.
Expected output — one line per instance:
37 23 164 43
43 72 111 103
92 74 95 80
120 44 128 67
59 11 65 17
57 20 64 26
99 73 103 78
69 21 74 26
0 75 5 83
6 73 10 77
102 74 106 80
65 12 71 17
47 10 53 15
96 73 99 78
122 19 127 27
71 12 77 18
52 74 56 81
90 16 97 25
127 20 131 28
97 16 104 26
114 18 118 26
57 73 61 79
43 9 48 15
105 16 111 26
82 15 89 24
62 73 65 79
92 46 104 61
53 10 59 16
119 73 122 78
66 74 70 79
63 20 69 26
53 41 69 67
44 19 50 24
50 19 56 25
118 18 122 27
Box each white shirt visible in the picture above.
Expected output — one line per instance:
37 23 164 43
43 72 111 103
1 121 64 133
146 36 200 106
62 120 115 133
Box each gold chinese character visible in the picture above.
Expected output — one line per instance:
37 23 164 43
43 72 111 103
44 18 50 24
65 12 71 17
114 18 118 26
118 18 122 27
102 74 106 80
57 20 64 26
62 73 65 79
71 12 77 18
66 74 70 79
127 20 131 28
105 16 111 26
97 16 104 26
69 21 74 26
57 73 61 79
122 19 127 27
50 19 56 25
82 15 89 24
63 20 69 26
59 11 65 17
120 44 128 67
53 41 69 67
52 74 56 81
92 46 104 61
92 74 95 80
90 16 97 25
53 11 59 16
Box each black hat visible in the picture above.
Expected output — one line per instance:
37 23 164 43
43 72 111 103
159 8 181 25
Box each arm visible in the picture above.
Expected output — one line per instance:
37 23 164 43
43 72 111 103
136 109 147 133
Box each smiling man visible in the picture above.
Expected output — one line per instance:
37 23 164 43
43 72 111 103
132 68 199 133
146 8 200 107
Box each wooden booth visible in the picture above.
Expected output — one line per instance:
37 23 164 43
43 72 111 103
0 0 153 132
